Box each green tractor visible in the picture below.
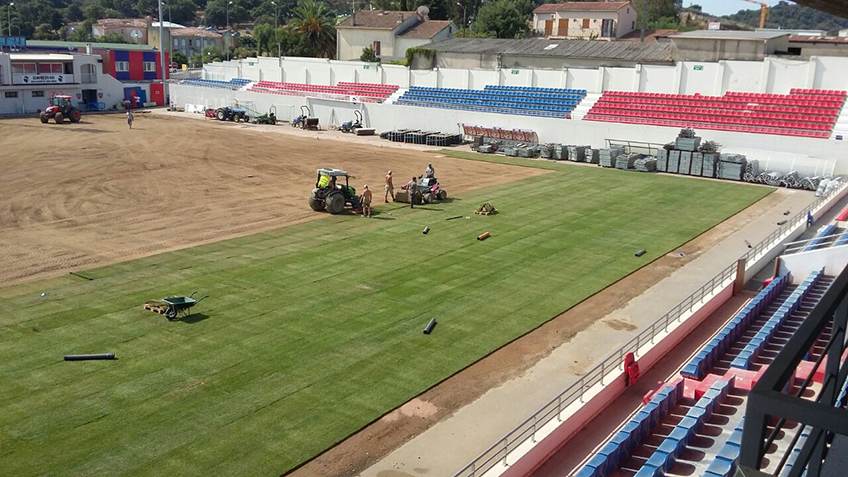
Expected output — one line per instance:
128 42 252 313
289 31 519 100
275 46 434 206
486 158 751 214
308 168 361 214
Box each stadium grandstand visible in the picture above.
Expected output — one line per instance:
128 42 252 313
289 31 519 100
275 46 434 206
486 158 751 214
166 13 848 477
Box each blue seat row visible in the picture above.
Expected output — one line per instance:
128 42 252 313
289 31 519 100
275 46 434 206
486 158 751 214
395 100 571 119
833 229 848 247
730 269 823 370
681 274 790 380
180 78 250 90
410 86 586 100
802 223 838 252
575 381 684 477
400 94 579 109
636 380 732 477
484 85 588 95
704 418 745 476
402 90 581 106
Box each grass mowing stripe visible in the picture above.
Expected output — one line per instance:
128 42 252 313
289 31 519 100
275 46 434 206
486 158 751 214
0 159 772 476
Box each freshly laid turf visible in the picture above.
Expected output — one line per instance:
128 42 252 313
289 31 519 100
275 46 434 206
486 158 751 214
0 155 771 476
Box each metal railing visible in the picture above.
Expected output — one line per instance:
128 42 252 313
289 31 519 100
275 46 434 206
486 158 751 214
454 263 736 477
454 182 848 477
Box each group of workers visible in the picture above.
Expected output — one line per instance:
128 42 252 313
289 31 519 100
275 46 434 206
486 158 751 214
380 163 436 210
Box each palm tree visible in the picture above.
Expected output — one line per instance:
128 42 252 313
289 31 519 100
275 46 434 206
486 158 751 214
289 0 336 58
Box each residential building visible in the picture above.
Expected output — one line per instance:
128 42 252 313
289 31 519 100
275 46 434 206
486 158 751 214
336 8 455 61
92 18 151 44
168 27 225 60
532 1 637 40
24 40 168 82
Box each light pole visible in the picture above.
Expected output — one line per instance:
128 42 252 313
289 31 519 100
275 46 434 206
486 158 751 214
226 1 233 61
456 1 466 29
7 2 14 37
271 0 280 58
157 0 169 106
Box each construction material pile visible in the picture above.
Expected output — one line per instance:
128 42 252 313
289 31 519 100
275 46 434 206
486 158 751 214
717 153 747 181
746 170 839 192
380 129 462 146
615 153 640 170
634 157 657 172
567 146 586 162
599 146 625 168
656 130 722 178
475 202 498 215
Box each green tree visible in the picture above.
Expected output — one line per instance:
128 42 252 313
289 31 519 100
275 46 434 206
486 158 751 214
172 50 189 65
360 46 378 62
471 0 531 39
205 0 249 26
66 3 85 22
289 0 336 58
33 23 60 40
98 31 132 43
252 22 275 55
167 0 200 24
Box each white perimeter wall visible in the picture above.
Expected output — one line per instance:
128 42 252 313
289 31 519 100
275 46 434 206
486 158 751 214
172 82 848 176
203 55 848 95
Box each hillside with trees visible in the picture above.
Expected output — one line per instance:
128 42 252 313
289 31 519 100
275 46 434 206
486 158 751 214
721 1 848 32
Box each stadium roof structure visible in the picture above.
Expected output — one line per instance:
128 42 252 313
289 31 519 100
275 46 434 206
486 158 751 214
670 30 790 41
25 40 158 51
422 38 675 64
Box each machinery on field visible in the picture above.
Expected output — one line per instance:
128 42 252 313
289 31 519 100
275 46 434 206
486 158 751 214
292 105 319 130
40 95 81 124
340 110 376 136
395 176 448 205
252 105 277 125
308 168 361 214
212 106 250 122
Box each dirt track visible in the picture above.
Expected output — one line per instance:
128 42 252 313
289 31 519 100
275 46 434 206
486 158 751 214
0 114 542 284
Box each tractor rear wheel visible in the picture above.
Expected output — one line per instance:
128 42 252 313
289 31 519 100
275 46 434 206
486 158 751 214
324 193 345 214
54 112 64 124
308 192 324 211
438 190 448 200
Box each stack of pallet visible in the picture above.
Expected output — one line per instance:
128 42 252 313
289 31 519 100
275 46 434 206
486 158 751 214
585 148 599 164
634 157 657 172
717 153 748 181
656 147 669 172
567 146 586 162
616 153 639 170
540 144 555 159
425 133 462 146
552 144 568 160
599 146 625 168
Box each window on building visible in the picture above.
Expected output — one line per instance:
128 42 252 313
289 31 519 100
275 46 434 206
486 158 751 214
582 18 590 29
372 41 381 56
81 64 97 84
632 21 635 29
31 90 44 97
37 63 62 74
143 61 157 72
5 91 18 98
64 62 73 74
11 63 36 74
115 61 129 72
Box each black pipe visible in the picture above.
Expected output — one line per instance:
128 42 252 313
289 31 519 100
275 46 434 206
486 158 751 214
634 249 646 257
64 353 116 361
423 318 437 334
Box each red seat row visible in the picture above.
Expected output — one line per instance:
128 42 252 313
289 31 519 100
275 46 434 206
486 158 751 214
248 81 399 102
584 113 831 138
586 89 846 138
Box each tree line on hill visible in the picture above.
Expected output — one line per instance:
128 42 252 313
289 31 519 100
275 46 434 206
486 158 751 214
720 1 848 33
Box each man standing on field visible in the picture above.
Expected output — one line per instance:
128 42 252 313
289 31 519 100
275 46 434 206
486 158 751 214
126 109 134 129
384 170 394 202
361 185 373 218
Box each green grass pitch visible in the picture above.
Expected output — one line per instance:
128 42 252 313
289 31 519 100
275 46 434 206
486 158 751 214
0 152 771 476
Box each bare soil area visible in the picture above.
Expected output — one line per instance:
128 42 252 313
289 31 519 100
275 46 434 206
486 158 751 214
0 114 542 284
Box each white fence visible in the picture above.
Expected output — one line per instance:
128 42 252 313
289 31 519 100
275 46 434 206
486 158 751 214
201 55 848 95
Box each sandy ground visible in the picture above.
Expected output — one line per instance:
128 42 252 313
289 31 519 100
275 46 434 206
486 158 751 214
0 113 542 285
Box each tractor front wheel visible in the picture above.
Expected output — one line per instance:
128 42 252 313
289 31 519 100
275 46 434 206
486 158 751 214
70 111 81 123
324 193 345 214
216 109 226 121
308 192 324 211
40 115 48 124
438 190 448 200
54 112 64 124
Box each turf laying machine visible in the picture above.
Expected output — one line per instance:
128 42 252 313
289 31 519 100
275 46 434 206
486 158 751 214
292 106 319 130
308 168 361 214
339 110 375 136
395 176 448 205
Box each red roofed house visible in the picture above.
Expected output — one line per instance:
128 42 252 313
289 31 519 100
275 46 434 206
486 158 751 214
532 1 637 40
336 8 455 61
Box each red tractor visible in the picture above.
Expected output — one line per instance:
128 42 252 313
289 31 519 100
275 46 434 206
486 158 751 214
40 95 82 124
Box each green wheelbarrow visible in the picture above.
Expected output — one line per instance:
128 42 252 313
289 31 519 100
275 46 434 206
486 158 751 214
161 292 208 320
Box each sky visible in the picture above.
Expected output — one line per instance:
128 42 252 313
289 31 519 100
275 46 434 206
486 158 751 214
683 0 787 17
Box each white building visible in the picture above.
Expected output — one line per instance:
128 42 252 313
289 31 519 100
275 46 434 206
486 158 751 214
0 52 136 115
532 1 637 40
336 9 455 61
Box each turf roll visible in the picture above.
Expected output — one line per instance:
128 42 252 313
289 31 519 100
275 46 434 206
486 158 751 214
64 353 116 361
477 231 491 241
423 226 430 235
423 318 437 334
634 249 646 257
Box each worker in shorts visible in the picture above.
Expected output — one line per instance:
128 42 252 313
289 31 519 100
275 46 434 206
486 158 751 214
361 185 373 218
424 163 435 179
126 109 134 129
384 170 394 202
406 176 417 208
